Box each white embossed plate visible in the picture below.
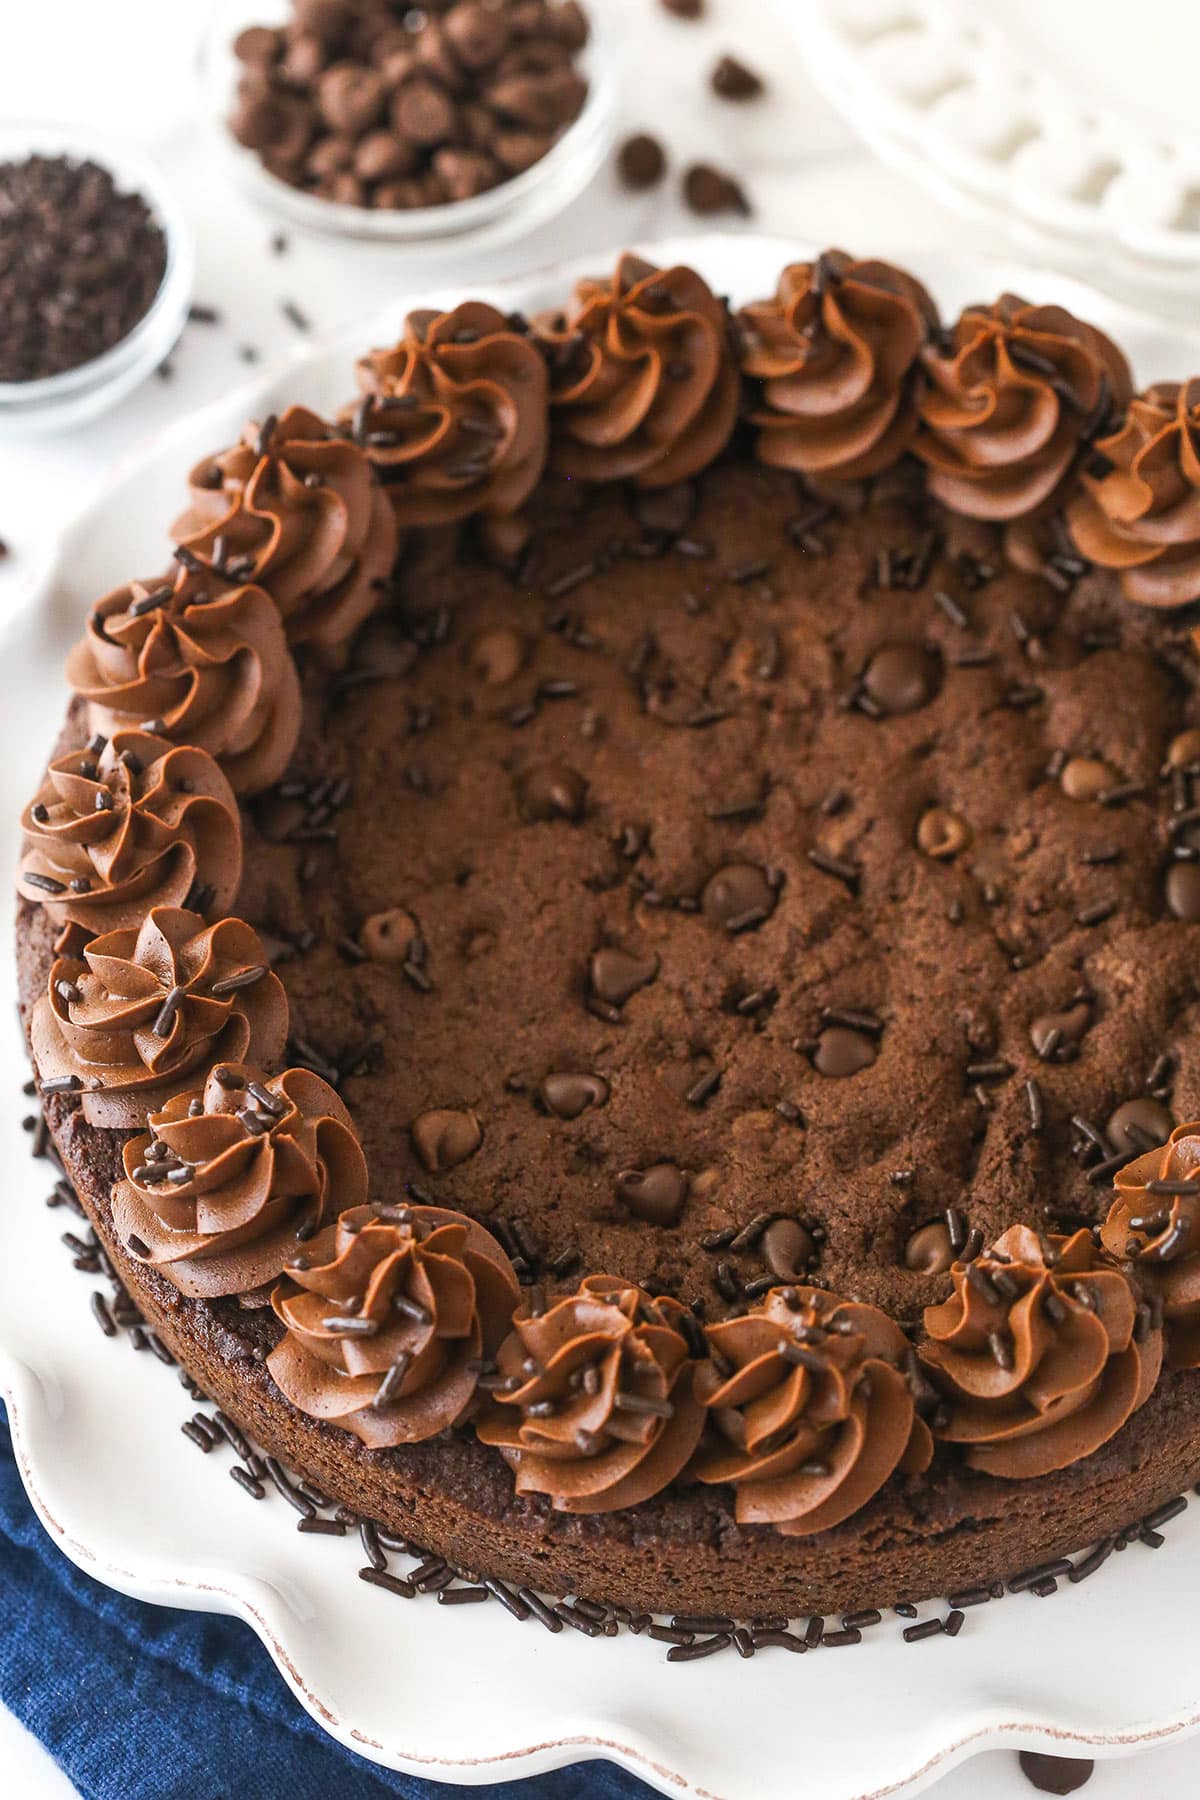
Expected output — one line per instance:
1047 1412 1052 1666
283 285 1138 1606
785 0 1200 309
4 237 1200 1800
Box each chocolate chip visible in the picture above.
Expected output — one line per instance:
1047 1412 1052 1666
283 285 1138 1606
1107 1097 1172 1155
373 176 435 208
1059 756 1117 801
433 146 500 201
319 170 366 206
659 0 703 15
761 1217 815 1280
392 75 458 148
701 862 776 931
519 762 588 822
711 55 764 100
682 162 751 216
916 808 970 859
904 1222 954 1275
494 130 555 175
487 72 582 132
862 644 941 716
234 25 281 66
469 626 525 685
360 908 419 965
550 1 591 50
590 946 659 1006
618 132 666 190
1167 727 1200 768
306 134 355 177
293 0 352 41
235 85 315 161
617 1163 689 1226
1029 1001 1089 1060
443 2 511 70
319 65 387 135
812 1026 877 1078
1017 1752 1094 1796
411 1107 483 1172
1166 859 1200 920
282 34 327 86
540 1072 610 1120
354 129 419 182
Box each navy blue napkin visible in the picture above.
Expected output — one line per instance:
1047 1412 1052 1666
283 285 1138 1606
0 1407 655 1800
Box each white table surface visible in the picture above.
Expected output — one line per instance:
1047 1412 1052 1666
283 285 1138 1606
0 4 1194 1797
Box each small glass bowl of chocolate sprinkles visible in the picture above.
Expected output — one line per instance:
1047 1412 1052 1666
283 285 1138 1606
0 123 193 436
201 0 618 250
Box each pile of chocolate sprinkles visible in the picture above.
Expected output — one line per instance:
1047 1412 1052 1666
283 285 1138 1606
0 153 167 383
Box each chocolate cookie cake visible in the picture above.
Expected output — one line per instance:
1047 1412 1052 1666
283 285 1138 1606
18 249 1200 1620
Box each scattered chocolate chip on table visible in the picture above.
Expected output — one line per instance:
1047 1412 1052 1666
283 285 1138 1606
1018 1751 1095 1795
618 131 666 190
683 161 752 216
711 54 764 100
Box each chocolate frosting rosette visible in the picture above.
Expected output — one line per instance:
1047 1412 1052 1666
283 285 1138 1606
1067 380 1200 607
916 294 1131 523
919 1225 1162 1478
172 405 398 656
737 251 938 483
17 729 240 940
111 1062 367 1299
65 566 300 796
1101 1122 1200 1368
30 905 288 1129
534 252 739 488
476 1275 704 1513
693 1286 932 1535
350 302 548 528
267 1203 521 1448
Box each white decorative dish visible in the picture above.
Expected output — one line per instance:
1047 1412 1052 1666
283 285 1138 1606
6 235 1200 1800
785 0 1200 308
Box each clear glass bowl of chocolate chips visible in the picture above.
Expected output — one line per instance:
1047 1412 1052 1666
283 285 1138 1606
204 0 617 246
0 122 194 437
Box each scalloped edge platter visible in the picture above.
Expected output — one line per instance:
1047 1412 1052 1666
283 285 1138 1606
784 0 1200 304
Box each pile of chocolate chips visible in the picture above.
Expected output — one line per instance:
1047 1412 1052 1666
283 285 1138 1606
230 0 590 210
0 154 167 384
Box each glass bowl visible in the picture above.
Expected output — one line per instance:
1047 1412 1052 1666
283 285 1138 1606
200 0 618 249
0 122 194 439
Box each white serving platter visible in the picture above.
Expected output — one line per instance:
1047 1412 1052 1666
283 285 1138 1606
5 235 1200 1800
786 0 1200 311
